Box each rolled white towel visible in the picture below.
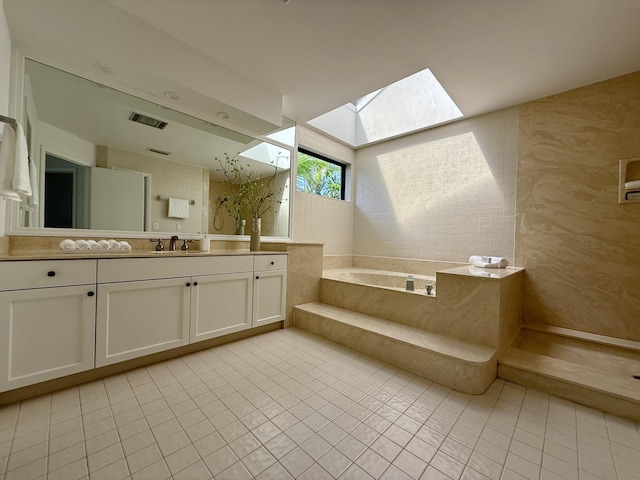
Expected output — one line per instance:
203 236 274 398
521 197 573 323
470 255 508 268
76 239 89 250
87 240 100 250
488 256 509 268
474 261 501 269
108 239 121 250
59 239 77 251
118 241 132 251
625 180 640 190
97 239 111 250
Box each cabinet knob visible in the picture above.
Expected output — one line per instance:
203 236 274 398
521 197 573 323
186 282 191 287
47 271 56 277
193 281 198 286
256 276 260 280
87 291 95 297
270 261 275 265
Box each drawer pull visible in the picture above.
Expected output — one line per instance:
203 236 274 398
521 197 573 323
270 261 275 265
186 282 191 287
87 291 95 297
47 271 56 277
193 281 198 286
256 276 260 280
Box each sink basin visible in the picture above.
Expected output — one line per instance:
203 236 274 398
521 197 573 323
148 250 191 255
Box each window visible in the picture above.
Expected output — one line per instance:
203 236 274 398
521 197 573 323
296 148 346 200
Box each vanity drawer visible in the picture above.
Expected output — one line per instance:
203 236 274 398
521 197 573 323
0 259 97 291
97 255 254 283
254 254 287 271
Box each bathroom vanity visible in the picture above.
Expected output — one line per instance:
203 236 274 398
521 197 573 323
0 253 287 393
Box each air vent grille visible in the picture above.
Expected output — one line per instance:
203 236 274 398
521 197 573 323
129 112 168 129
147 147 171 156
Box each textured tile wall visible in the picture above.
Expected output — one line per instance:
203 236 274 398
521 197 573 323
293 126 355 255
101 147 207 234
516 71 640 341
353 108 518 263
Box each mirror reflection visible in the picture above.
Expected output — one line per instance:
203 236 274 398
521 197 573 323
19 58 294 237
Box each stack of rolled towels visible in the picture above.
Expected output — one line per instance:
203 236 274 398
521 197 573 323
625 180 640 200
625 180 640 191
469 255 509 269
59 239 131 253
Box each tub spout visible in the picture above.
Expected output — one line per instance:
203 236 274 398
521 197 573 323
406 275 414 292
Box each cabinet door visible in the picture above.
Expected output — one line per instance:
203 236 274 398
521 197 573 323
190 273 253 343
253 270 287 327
96 278 190 367
0 286 96 392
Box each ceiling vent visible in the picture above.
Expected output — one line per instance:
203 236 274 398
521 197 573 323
129 112 168 129
147 147 171 156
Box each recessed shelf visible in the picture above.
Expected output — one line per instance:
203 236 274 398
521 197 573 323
618 158 640 204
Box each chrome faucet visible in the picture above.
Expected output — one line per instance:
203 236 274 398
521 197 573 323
169 235 179 251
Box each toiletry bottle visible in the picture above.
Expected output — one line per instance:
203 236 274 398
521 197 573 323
406 275 414 292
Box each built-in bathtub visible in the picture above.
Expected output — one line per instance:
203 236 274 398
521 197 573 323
322 267 436 295
294 257 524 394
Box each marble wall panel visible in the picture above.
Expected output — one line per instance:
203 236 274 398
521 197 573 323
516 71 640 341
320 273 504 348
263 243 323 328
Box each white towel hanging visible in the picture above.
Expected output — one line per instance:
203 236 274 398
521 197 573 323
0 122 32 201
168 197 190 218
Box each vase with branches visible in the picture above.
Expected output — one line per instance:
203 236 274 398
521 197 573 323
215 152 284 250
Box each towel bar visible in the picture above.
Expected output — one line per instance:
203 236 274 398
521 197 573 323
156 194 196 205
0 115 17 129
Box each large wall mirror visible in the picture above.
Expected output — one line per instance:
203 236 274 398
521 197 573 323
9 58 294 239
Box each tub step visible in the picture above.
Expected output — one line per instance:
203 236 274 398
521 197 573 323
293 302 497 394
499 347 640 421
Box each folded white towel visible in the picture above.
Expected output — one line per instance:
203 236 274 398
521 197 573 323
473 261 502 269
168 197 190 219
625 180 640 190
76 239 89 250
87 240 100 250
59 239 77 251
0 122 31 201
118 241 132 251
97 239 111 250
469 255 509 268
108 239 121 250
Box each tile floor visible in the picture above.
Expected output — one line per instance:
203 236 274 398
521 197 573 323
0 328 639 480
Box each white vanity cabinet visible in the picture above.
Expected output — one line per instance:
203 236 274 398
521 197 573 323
253 255 287 327
95 277 191 367
0 260 97 392
189 272 253 343
95 256 255 367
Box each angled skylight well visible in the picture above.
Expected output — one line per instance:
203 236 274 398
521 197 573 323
309 68 462 148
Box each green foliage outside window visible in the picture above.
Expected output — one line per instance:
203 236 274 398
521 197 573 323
296 151 343 199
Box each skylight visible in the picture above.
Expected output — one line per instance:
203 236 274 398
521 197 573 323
308 68 462 148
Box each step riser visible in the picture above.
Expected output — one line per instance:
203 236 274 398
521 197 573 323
320 277 504 349
295 308 496 395
498 365 640 422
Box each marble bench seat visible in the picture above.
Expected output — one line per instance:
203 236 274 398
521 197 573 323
293 302 497 394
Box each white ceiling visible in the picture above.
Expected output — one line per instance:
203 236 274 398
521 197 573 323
5 0 640 139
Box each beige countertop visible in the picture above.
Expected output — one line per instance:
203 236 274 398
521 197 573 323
0 250 287 262
440 265 524 279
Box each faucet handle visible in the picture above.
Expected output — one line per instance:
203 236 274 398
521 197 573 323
150 239 164 251
181 239 194 251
